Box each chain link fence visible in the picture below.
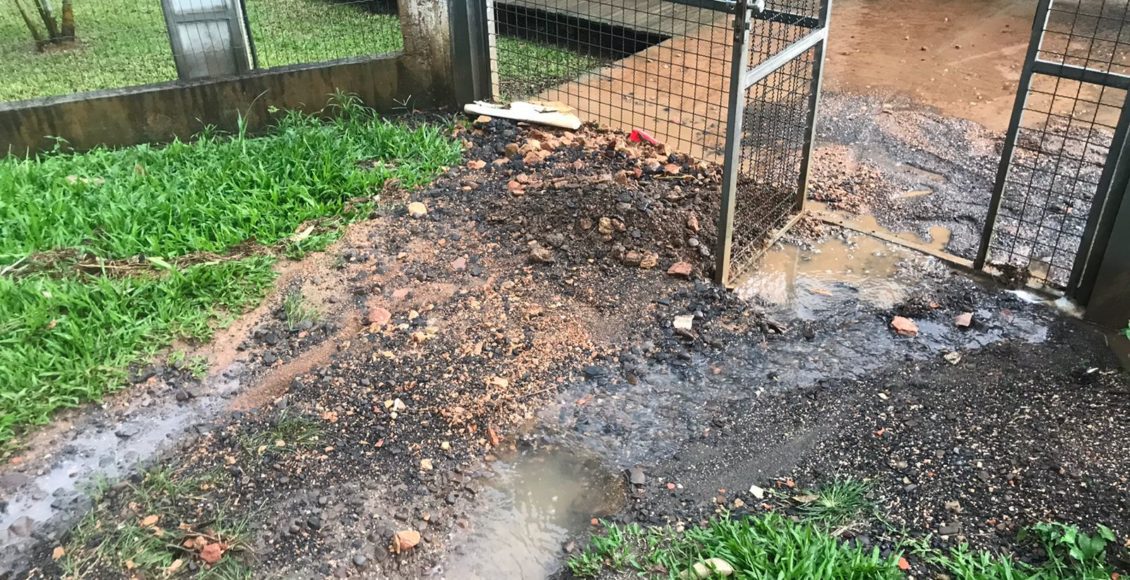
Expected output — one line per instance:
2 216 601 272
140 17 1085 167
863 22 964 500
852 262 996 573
0 0 403 104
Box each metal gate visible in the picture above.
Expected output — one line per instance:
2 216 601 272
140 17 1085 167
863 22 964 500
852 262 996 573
977 0 1130 301
463 0 830 286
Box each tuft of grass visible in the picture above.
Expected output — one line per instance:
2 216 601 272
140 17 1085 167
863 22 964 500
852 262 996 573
1122 321 1129 340
569 513 902 579
239 413 322 458
61 468 249 579
798 479 872 526
282 291 319 331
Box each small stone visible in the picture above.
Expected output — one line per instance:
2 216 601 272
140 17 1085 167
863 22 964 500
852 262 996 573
8 516 34 537
954 312 974 328
473 115 492 125
622 251 642 266
367 306 392 326
686 213 701 233
628 467 646 486
307 516 322 530
115 425 140 439
583 365 607 379
944 351 962 365
353 555 368 569
451 256 467 272
420 458 434 471
673 315 694 331
393 530 421 553
440 441 451 451
407 202 427 218
891 316 919 337
663 163 681 175
504 143 520 156
562 540 576 553
749 485 765 499
639 252 659 269
667 262 693 278
938 522 961 536
685 558 734 578
944 500 962 513
529 245 555 264
597 217 614 236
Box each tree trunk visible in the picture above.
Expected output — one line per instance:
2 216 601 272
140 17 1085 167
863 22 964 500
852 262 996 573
60 0 74 40
11 0 46 44
34 0 61 41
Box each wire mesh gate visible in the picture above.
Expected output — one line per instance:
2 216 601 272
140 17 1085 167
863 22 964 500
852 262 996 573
977 0 1130 300
474 0 829 285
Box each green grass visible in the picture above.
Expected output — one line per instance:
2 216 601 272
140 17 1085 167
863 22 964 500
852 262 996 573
497 36 605 99
61 468 250 579
907 522 1118 580
1 0 595 102
571 478 1123 580
282 291 320 331
0 98 457 262
243 0 402 69
0 0 175 102
569 514 902 579
0 96 459 449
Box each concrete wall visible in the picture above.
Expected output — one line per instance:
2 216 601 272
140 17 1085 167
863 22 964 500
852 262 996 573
0 54 440 156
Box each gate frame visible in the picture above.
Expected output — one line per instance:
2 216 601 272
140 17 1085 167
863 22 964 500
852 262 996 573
976 0 1130 303
714 0 832 286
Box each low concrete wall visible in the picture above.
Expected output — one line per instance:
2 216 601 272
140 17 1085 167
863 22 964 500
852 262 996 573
0 54 435 156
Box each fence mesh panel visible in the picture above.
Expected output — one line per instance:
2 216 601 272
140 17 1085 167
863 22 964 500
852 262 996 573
243 0 402 69
730 42 817 280
985 0 1130 288
488 0 735 161
0 0 403 104
0 0 175 102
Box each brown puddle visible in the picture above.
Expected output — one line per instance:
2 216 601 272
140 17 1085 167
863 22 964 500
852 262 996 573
443 452 624 579
735 218 951 311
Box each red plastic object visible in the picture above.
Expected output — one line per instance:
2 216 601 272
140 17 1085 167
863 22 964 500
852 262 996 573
628 129 659 145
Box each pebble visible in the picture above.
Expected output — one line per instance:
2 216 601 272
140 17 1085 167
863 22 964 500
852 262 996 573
353 555 368 568
407 202 428 218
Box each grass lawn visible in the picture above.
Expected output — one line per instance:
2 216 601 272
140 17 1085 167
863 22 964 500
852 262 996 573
0 96 460 448
570 481 1121 579
1 0 592 102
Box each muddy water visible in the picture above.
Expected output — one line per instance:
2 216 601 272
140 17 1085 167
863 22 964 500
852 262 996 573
0 364 245 573
443 452 624 579
539 233 1051 467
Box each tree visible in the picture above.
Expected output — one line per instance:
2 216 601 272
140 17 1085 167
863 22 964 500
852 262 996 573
11 0 75 49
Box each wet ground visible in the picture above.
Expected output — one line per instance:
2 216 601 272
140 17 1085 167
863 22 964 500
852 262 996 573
2 99 1129 580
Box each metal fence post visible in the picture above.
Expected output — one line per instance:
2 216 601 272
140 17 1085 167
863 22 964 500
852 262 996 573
1082 175 1130 328
450 0 492 105
713 0 752 287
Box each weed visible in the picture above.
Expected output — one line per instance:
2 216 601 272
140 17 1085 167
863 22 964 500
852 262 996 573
169 350 209 380
798 479 872 526
282 291 319 331
906 522 1118 580
239 413 321 457
569 512 901 579
61 468 249 578
1122 321 1129 340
